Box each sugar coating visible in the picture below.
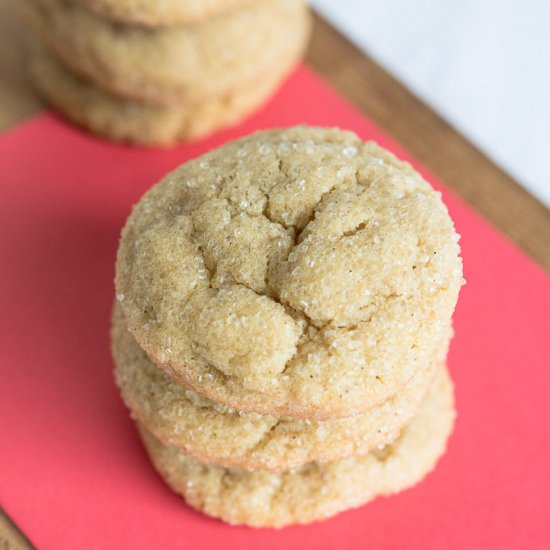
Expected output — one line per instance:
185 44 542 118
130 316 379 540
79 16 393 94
20 0 310 106
112 304 451 471
73 0 250 27
138 367 456 528
28 47 296 146
116 126 464 418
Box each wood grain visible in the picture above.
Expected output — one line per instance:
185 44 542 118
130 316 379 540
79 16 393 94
0 509 35 550
0 3 43 131
0 4 548 270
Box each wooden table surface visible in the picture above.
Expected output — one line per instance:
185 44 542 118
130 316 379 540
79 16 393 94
1 4 549 549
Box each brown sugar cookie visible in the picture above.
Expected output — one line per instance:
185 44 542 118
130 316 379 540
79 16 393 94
71 0 253 28
138 366 456 528
18 0 310 106
112 304 451 471
115 126 463 417
28 47 293 146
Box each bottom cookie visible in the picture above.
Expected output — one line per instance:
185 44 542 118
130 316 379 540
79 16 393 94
138 367 455 528
28 46 295 146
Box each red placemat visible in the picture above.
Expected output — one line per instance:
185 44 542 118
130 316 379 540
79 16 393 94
1 67 549 549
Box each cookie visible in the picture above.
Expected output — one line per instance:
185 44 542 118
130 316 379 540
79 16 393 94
29 47 293 146
112 303 450 471
115 127 463 418
72 0 252 27
138 366 456 528
18 0 310 106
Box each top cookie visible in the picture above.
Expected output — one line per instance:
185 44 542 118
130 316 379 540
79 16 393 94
115 126 463 419
72 0 252 27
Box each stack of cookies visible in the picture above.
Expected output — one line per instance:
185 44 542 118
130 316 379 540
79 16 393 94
14 0 311 145
112 126 464 527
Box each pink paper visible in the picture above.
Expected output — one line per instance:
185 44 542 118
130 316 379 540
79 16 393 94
1 67 549 549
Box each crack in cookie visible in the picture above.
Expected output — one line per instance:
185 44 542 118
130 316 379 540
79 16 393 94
115 126 463 418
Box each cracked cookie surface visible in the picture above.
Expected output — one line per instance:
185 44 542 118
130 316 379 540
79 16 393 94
116 126 463 418
20 0 310 106
138 366 455 528
112 304 450 470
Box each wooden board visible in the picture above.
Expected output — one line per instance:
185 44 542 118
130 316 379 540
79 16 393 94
0 510 35 550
